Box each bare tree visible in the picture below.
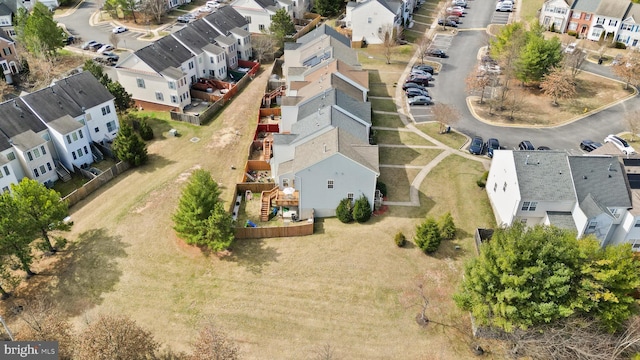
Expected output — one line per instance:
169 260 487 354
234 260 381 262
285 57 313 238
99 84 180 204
0 79 14 102
563 47 586 80
612 52 640 90
313 344 338 360
18 44 55 89
189 324 240 360
539 66 576 106
109 32 120 50
431 103 460 133
75 314 159 360
252 34 276 63
465 68 493 104
626 110 640 141
416 35 433 65
378 24 397 64
504 87 526 121
140 0 166 25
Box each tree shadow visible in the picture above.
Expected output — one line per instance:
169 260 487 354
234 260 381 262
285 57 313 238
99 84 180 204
432 239 467 261
19 228 129 317
225 238 280 275
137 154 175 173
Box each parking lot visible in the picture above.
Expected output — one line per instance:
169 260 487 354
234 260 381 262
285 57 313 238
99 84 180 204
490 9 511 24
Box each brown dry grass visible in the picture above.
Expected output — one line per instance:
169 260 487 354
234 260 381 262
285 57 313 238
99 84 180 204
374 129 435 146
378 167 421 202
379 147 443 165
472 71 632 126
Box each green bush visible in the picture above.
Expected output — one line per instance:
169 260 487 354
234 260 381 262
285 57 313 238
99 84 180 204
394 232 406 247
439 212 456 240
477 171 489 188
376 180 387 197
353 195 372 223
567 30 577 37
336 198 353 223
415 217 441 254
614 41 627 49
138 118 154 141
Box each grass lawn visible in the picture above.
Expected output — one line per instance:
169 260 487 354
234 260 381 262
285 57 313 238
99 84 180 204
378 167 421 202
374 129 434 146
521 0 545 23
379 147 443 165
416 122 468 149
373 113 405 128
371 98 398 113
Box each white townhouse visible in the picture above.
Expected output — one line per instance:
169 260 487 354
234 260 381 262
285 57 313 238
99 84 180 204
486 150 640 250
540 0 573 32
171 23 229 81
231 0 293 33
616 3 640 48
345 0 403 45
204 6 253 61
167 0 191 10
587 0 631 42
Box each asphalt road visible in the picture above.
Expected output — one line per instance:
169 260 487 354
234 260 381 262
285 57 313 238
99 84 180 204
408 0 639 151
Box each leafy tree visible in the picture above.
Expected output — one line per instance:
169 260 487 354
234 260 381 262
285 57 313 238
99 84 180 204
189 324 240 360
438 212 456 240
353 195 372 223
138 118 154 140
414 217 441 253
394 231 406 247
454 223 640 332
0 256 20 299
268 9 295 47
112 122 148 166
76 314 159 360
84 60 134 113
335 198 353 223
201 203 235 252
540 66 576 106
516 34 562 83
416 35 433 65
490 22 526 60
11 178 70 253
0 191 37 277
83 60 109 86
14 3 66 59
313 0 341 16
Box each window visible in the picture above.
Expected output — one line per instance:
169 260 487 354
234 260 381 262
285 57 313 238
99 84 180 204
33 148 40 158
6 152 14 161
259 24 265 31
521 201 538 211
188 61 194 69
2 166 8 176
634 220 640 227
1 186 7 193
41 145 47 155
79 130 84 140
155 91 164 101
78 148 83 156
493 183 497 192
368 17 372 23
609 19 617 26
72 132 78 141
633 241 640 250
136 78 146 88
171 95 178 103
585 14 591 20
520 219 527 224
622 23 633 31
78 118 85 125
39 165 46 174
84 146 88 154
587 221 597 231
2 47 10 56
503 182 507 191
572 11 581 19
101 105 111 115
245 16 251 23
72 151 77 160
596 17 605 25
107 121 116 132
66 135 72 144
327 180 334 189
168 81 176 89
33 168 39 177
27 152 33 161
85 113 92 121
46 162 52 171
610 208 621 218
347 193 354 201
237 39 241 45
282 178 289 187
191 75 196 84
568 22 578 31
94 127 100 133
0 169 3 178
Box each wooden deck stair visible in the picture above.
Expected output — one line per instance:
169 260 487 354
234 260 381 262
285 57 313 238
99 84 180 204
260 187 278 221
262 85 286 106
263 135 273 161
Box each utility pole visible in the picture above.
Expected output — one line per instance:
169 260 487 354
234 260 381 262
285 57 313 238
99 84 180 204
0 314 14 340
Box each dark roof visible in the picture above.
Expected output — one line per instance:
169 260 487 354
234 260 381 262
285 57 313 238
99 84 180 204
204 6 248 34
0 3 12 16
134 36 193 74
296 24 351 48
21 83 84 123
571 0 601 12
0 30 11 43
54 71 114 110
512 150 575 201
568 156 632 208
172 21 221 53
0 0 17 14
0 99 47 140
0 131 10 152
254 0 277 9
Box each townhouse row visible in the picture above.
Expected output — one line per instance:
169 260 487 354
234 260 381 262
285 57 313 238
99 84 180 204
541 0 640 48
0 71 119 191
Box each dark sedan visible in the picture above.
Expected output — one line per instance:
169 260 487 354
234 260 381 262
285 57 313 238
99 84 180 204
402 82 428 91
486 138 499 158
518 140 535 151
405 76 430 86
405 88 430 98
580 139 602 152
437 19 458 27
469 136 484 155
426 49 447 58
413 64 434 74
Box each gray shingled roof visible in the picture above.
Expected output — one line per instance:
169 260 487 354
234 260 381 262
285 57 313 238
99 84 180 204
205 5 248 34
230 27 250 37
134 36 193 74
595 0 630 18
0 99 47 140
21 84 84 123
254 0 277 9
11 129 45 152
624 2 640 22
0 0 17 14
172 23 221 54
571 0 601 12
215 35 235 46
0 3 10 16
273 133 297 145
48 114 83 135
291 127 378 174
546 211 578 232
160 67 184 79
203 43 225 55
580 193 609 218
568 156 631 208
54 71 114 110
296 24 351 48
295 88 371 124
291 106 368 143
0 30 11 43
512 150 575 201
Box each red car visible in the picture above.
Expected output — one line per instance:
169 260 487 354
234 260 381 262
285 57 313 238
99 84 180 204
446 7 464 16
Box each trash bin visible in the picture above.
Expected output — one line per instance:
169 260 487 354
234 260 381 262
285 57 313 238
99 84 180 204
598 58 603 65
446 126 451 133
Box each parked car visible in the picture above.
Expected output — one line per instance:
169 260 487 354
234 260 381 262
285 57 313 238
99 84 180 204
206 0 220 6
89 43 104 51
564 42 577 54
408 95 433 106
177 14 196 23
198 6 213 13
413 64 434 74
82 40 97 50
537 146 551 150
495 2 513 11
112 26 127 34
604 134 636 155
580 139 602 152
469 136 484 155
446 15 461 23
446 7 464 16
486 138 500 158
451 0 466 7
405 76 430 86
405 88 430 98
97 44 114 54
402 82 428 91
101 51 119 61
518 140 535 150
65 35 76 45
437 18 458 27
426 48 447 58
410 69 433 79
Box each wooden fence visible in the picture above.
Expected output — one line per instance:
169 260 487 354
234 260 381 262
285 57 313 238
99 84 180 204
62 161 131 207
292 13 322 40
234 219 314 239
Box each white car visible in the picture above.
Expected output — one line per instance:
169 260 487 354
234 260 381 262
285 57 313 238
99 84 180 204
112 26 127 34
198 6 214 13
451 0 466 8
206 0 221 8
97 44 114 54
604 134 636 155
495 2 513 11
564 42 577 54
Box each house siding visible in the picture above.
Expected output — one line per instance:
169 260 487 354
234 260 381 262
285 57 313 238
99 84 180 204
347 0 399 45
